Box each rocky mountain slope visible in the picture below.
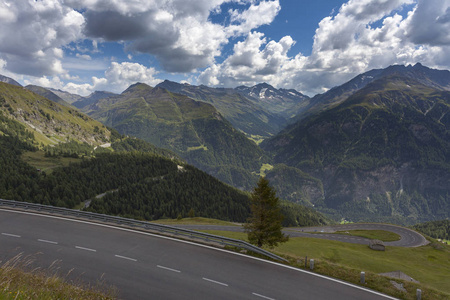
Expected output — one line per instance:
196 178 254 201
72 91 119 109
0 74 21 87
25 85 74 108
235 82 309 118
48 88 84 104
262 74 450 224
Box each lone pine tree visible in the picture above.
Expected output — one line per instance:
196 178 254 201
244 177 288 248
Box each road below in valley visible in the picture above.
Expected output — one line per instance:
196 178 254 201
173 223 428 247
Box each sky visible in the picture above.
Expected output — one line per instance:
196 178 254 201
0 0 449 96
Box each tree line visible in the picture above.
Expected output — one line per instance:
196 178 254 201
0 113 329 226
413 220 450 241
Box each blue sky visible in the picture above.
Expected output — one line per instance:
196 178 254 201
0 0 449 96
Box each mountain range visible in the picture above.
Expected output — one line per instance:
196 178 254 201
155 80 302 139
1 63 448 224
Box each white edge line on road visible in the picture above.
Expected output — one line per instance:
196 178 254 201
1 233 21 238
115 255 137 262
0 208 398 300
157 265 181 273
252 292 275 300
38 239 58 245
202 277 228 287
75 246 97 252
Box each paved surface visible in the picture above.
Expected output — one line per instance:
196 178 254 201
174 223 429 247
0 209 397 300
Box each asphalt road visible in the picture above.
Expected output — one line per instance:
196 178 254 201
0 209 397 300
175 223 429 247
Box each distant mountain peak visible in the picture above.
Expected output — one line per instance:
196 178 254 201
0 74 22 87
24 84 71 107
254 82 273 89
122 82 152 94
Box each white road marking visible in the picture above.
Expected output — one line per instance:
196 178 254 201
75 246 97 252
115 255 137 262
252 292 275 300
1 233 21 238
38 239 58 244
202 277 228 287
157 265 181 273
0 209 400 300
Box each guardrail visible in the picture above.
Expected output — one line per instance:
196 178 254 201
0 199 287 262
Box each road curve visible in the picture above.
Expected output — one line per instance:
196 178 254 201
173 223 428 247
0 209 396 300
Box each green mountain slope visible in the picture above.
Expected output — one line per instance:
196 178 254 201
262 75 450 224
292 63 450 123
0 82 111 146
84 83 267 190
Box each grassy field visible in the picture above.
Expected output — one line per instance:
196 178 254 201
21 151 81 174
201 230 450 299
332 230 401 242
259 163 274 176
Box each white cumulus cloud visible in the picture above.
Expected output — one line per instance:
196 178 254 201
199 32 301 88
54 62 161 96
0 0 282 79
200 0 450 96
0 0 84 77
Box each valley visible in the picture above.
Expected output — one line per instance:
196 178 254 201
1 63 448 225
2 1 450 299
0 63 449 300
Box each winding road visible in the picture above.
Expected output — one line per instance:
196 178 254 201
173 223 429 247
0 209 400 300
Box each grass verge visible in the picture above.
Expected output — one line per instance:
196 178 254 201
21 151 80 174
200 230 450 300
0 253 116 300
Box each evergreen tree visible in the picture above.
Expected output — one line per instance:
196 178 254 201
244 177 288 248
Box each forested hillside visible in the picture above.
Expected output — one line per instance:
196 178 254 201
1 132 248 221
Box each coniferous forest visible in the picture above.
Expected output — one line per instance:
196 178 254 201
0 134 247 221
412 220 450 241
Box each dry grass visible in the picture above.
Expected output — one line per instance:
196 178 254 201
0 253 116 300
